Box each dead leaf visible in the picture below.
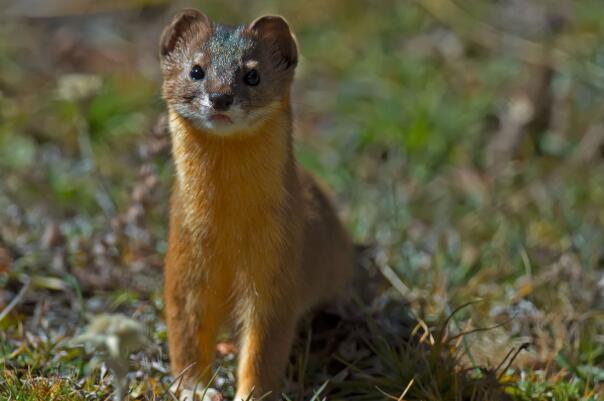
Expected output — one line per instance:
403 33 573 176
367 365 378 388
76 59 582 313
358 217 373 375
0 247 12 274
216 341 237 356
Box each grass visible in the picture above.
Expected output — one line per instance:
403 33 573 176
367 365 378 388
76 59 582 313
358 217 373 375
1 0 603 400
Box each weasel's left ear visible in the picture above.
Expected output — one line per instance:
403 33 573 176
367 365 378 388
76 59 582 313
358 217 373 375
250 15 298 71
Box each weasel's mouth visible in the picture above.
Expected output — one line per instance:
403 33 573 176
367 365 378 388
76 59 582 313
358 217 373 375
209 113 233 124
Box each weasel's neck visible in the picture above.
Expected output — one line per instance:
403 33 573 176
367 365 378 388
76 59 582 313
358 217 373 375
169 102 296 227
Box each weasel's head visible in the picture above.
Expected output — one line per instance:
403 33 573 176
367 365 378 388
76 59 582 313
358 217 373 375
159 9 298 136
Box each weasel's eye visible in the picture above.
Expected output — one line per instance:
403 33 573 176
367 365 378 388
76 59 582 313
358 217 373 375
189 65 205 81
244 69 260 86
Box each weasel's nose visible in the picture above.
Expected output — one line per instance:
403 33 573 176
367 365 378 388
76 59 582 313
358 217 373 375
209 93 234 111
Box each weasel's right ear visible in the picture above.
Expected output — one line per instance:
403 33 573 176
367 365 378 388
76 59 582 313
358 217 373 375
159 9 211 59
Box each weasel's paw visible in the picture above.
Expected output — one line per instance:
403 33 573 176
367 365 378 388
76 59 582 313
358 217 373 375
171 384 223 401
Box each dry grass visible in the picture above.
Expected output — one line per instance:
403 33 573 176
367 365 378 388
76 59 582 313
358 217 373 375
1 0 603 400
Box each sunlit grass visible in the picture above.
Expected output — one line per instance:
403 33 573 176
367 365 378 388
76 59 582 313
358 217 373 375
0 0 603 400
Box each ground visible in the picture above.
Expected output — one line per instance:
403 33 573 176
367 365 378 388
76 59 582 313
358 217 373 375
0 1 603 400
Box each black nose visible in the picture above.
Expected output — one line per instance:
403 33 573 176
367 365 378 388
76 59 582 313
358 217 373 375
209 93 234 111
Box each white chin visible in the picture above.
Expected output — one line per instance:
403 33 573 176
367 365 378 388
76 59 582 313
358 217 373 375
201 119 240 134
183 117 244 136
192 115 271 137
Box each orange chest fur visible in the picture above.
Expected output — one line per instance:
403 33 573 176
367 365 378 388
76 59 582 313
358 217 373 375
169 112 293 274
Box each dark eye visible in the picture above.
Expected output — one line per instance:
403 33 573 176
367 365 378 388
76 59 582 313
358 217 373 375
244 69 260 86
189 65 205 81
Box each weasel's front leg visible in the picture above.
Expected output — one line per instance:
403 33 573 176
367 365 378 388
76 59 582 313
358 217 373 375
165 220 225 400
165 285 220 391
235 297 298 401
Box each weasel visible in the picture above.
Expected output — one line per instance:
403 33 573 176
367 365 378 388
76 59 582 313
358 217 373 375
159 9 354 400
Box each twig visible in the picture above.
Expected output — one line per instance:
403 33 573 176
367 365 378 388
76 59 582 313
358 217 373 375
160 362 198 400
447 315 516 343
377 264 411 298
398 378 415 401
0 275 31 322
437 299 483 344
496 342 531 380
375 386 399 400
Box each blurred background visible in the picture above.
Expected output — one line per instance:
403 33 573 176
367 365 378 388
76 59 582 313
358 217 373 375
0 1 603 400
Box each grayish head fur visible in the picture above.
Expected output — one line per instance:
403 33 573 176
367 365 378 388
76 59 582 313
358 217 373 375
159 9 298 135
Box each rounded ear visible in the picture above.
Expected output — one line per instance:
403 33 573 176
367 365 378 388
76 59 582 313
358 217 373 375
250 15 298 70
159 9 211 59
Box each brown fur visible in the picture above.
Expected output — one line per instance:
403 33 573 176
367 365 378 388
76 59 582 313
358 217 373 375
160 9 354 400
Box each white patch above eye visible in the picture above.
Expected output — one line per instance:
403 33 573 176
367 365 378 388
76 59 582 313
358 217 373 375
244 60 259 69
192 51 207 64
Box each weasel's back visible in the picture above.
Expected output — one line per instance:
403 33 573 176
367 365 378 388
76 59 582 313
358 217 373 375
298 167 355 311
